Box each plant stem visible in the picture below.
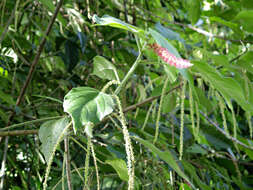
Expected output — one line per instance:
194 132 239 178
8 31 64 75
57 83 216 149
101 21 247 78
114 35 145 95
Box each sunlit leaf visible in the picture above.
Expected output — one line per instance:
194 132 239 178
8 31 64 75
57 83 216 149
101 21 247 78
92 14 144 34
106 159 128 181
92 56 119 81
63 87 114 132
39 117 69 163
234 10 253 33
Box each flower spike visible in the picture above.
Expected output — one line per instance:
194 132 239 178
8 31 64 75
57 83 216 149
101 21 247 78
150 43 193 69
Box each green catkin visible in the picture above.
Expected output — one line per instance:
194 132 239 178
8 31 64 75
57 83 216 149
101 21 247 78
90 142 100 190
101 80 120 93
84 136 91 190
43 122 72 190
141 100 156 131
246 112 253 139
113 95 135 190
189 84 196 139
197 78 204 91
243 70 250 101
151 100 157 120
243 72 252 138
179 80 187 161
195 102 200 136
230 104 237 140
229 103 239 152
153 76 169 144
216 92 229 135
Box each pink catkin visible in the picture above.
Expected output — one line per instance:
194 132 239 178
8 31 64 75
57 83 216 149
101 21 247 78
150 43 193 69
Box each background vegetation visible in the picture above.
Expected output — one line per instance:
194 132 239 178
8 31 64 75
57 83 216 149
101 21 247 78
0 0 253 189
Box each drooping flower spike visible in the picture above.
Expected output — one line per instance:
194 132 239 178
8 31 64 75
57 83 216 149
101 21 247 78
149 43 193 69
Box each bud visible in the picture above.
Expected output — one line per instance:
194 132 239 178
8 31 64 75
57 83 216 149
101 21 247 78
150 43 193 69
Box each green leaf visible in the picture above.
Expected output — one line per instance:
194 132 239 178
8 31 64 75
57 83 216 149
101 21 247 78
149 28 181 58
234 10 253 33
105 159 128 181
63 87 114 132
38 117 69 163
0 90 15 105
0 66 8 78
193 61 253 113
39 0 67 26
133 136 194 188
182 161 211 190
162 93 177 113
155 22 185 43
209 16 242 35
241 0 253 9
237 51 253 75
187 0 201 25
92 14 143 34
92 56 119 81
179 183 192 190
186 144 207 155
61 40 80 72
0 109 8 123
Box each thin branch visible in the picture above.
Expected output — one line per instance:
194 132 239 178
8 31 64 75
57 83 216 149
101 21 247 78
0 130 38 137
64 136 73 190
114 35 145 95
7 0 64 125
200 111 253 151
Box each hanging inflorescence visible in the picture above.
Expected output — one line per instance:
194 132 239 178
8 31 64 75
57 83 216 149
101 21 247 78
150 43 193 69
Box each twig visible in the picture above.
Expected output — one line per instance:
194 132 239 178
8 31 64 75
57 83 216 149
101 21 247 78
7 0 64 124
64 136 73 190
200 111 253 150
0 130 38 137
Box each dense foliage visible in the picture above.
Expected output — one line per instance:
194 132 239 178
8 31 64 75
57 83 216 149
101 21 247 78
0 0 253 189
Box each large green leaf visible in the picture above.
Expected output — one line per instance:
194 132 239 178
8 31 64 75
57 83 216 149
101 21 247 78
63 87 114 132
186 0 201 25
237 51 253 75
209 16 242 35
133 136 194 188
193 61 253 113
38 117 69 163
92 14 144 34
234 10 253 33
105 159 128 181
92 56 119 81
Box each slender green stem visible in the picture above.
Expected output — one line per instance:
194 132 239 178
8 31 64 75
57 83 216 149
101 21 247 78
0 116 64 131
114 35 146 95
153 76 169 144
